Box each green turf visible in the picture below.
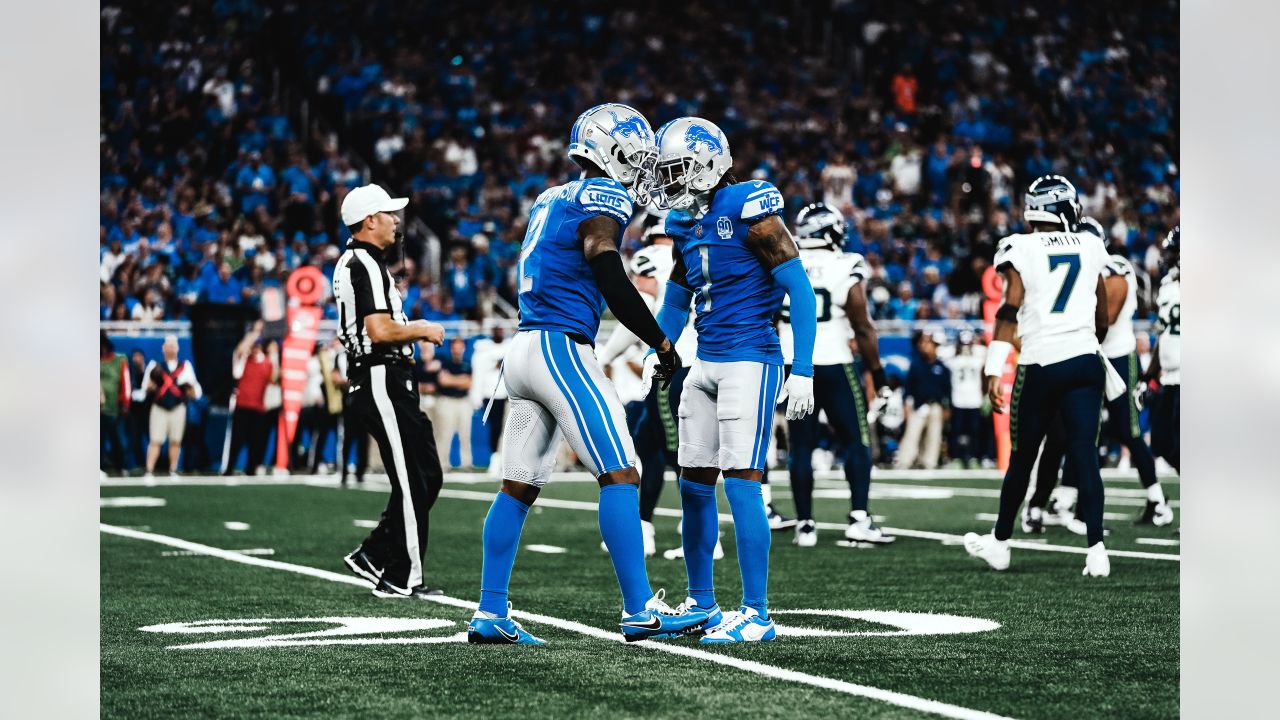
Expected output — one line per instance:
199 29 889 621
101 475 1178 719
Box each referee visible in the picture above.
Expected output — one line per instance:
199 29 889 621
334 184 447 598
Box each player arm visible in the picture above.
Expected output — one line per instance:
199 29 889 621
180 363 203 399
748 216 817 376
1094 275 1110 343
984 265 1024 412
1104 274 1127 325
845 283 888 390
581 215 672 352
1144 339 1163 383
653 246 694 346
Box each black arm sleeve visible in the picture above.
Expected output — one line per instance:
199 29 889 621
588 250 668 349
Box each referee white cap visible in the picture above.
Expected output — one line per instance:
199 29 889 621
341 184 408 226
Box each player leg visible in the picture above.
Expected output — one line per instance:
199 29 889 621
633 389 664 554
701 361 784 644
1058 355 1110 575
676 360 724 616
1110 353 1171 525
965 364 1057 570
1166 386 1181 473
1025 413 1066 531
830 363 891 543
786 398 818 545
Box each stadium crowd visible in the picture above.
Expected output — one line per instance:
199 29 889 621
101 0 1178 326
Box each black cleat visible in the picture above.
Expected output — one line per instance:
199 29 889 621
1021 507 1045 534
343 548 383 586
372 579 444 598
766 504 797 531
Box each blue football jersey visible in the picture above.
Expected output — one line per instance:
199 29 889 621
517 177 634 342
666 180 786 364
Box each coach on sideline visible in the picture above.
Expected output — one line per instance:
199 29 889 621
333 184 448 598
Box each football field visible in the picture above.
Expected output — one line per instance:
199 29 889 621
101 470 1179 719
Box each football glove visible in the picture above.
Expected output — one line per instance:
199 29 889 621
640 345 681 397
867 386 893 423
783 374 815 420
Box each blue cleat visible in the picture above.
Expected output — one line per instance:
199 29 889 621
467 605 546 646
647 596 723 639
620 589 710 642
699 606 777 644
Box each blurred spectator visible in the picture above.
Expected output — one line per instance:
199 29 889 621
142 335 201 477
468 325 509 471
224 322 277 475
100 333 132 475
127 349 150 469
434 336 473 469
891 64 918 114
896 332 951 470
945 332 987 468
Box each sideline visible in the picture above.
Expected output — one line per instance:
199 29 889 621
100 475 1180 562
101 523 1016 720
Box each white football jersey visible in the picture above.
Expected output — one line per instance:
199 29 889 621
994 231 1109 366
946 347 986 410
637 242 698 359
1155 268 1180 385
779 249 869 366
1099 254 1138 359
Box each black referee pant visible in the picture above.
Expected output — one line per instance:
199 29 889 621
994 353 1106 546
348 360 444 591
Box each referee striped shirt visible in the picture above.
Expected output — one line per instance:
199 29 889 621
332 240 414 366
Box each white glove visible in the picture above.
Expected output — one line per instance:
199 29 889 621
783 374 815 420
639 353 659 398
867 386 893 423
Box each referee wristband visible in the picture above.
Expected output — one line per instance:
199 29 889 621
984 340 1013 377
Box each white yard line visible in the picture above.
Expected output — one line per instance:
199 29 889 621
526 544 567 554
100 475 1180 562
1135 538 1180 547
101 523 1015 720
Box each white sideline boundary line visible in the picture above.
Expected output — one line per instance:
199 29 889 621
100 475 1180 562
101 523 1015 720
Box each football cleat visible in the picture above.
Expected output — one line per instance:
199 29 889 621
794 519 817 548
963 531 1011 571
468 605 546 645
1134 501 1175 527
844 513 896 544
649 597 724 639
699 606 777 644
1042 498 1074 527
1083 543 1111 577
1022 506 1045 534
371 579 444 598
767 504 797 531
662 539 725 561
343 548 383 586
620 589 711 642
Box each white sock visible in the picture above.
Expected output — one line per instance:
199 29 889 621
1147 483 1166 505
851 509 869 523
761 482 773 507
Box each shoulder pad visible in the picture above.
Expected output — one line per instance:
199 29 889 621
577 178 633 224
736 181 784 222
1105 255 1134 277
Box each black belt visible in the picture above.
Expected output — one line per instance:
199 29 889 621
349 355 413 372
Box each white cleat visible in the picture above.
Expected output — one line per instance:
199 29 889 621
662 539 725 561
1083 542 1111 577
844 515 896 544
963 531 1011 571
793 520 817 548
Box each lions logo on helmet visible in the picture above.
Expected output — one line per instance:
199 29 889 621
1024 174 1081 230
567 103 658 203
650 117 733 214
794 202 846 251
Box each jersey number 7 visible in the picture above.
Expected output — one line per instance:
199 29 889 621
1047 254 1081 313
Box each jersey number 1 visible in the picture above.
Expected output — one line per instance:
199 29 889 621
1047 254 1080 313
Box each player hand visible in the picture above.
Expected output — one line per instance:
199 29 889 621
418 321 445 346
783 374 815 420
653 340 681 387
986 376 1006 414
867 385 893 422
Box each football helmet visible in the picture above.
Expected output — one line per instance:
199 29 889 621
1024 175 1081 229
567 103 657 203
650 117 732 214
1162 225 1180 267
794 202 846 251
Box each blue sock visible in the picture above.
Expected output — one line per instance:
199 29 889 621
679 478 719 609
724 476 770 619
478 492 530 617
598 484 653 615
